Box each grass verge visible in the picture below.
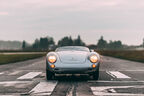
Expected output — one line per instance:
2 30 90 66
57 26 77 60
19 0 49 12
0 53 46 65
97 50 144 63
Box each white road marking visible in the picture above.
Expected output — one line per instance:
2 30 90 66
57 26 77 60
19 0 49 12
0 95 16 96
0 81 31 87
29 81 57 95
17 72 42 80
108 89 116 93
88 80 144 83
8 70 21 75
91 86 144 96
0 72 4 75
106 71 131 79
123 70 144 71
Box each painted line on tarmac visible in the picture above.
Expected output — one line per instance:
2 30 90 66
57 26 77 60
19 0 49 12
0 95 19 96
91 86 144 96
106 71 131 79
88 80 144 83
0 81 31 87
8 70 22 75
17 72 42 80
29 81 57 95
0 72 4 75
122 70 144 72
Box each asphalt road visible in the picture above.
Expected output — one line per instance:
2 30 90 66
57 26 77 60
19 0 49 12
0 56 144 96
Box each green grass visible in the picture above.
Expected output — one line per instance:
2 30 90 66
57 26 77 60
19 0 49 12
0 53 46 65
97 50 144 63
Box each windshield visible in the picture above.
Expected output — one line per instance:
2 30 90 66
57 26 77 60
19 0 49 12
56 46 89 52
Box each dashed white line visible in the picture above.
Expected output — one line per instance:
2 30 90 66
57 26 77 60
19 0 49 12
91 86 144 96
109 88 116 93
0 95 18 96
8 70 22 75
29 81 57 95
88 80 144 83
17 72 42 80
0 81 31 87
106 71 131 79
0 72 4 75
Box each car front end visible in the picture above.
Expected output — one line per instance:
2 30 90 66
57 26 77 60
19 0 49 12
46 49 100 80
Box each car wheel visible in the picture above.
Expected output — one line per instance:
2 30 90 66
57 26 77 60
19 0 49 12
46 69 54 80
92 69 99 80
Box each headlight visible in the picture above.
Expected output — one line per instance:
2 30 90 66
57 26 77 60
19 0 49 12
48 55 57 63
90 55 98 63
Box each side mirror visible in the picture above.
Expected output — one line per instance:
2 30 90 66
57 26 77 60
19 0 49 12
90 49 94 52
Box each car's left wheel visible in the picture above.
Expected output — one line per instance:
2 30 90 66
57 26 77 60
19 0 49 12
46 69 54 80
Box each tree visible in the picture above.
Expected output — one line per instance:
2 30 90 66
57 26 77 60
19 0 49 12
58 36 72 46
73 35 85 46
32 36 55 50
39 37 49 49
32 39 39 49
48 37 55 45
58 35 85 47
108 40 123 49
69 36 73 46
97 36 107 49
22 40 26 49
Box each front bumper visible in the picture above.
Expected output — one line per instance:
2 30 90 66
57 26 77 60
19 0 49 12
50 68 98 74
46 62 100 74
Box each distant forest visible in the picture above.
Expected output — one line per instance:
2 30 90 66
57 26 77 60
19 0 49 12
0 40 22 50
21 35 132 51
0 35 143 50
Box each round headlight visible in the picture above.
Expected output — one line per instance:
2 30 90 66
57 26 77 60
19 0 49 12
48 55 57 63
90 55 98 63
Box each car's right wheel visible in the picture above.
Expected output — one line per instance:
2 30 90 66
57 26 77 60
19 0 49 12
46 69 54 80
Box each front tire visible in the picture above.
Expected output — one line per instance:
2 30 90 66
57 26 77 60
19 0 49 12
46 69 54 80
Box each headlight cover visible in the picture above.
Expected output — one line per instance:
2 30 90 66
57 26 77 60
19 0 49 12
48 55 57 63
89 55 98 63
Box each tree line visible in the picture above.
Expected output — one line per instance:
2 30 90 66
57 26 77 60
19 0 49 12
97 36 123 50
57 35 85 47
22 35 124 50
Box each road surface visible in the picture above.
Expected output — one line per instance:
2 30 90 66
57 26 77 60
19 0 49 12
0 56 144 96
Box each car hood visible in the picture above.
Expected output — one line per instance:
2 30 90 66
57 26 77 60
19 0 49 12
57 51 88 64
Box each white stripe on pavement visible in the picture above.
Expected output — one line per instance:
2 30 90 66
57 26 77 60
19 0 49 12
29 81 57 95
0 72 4 75
17 72 42 80
0 95 18 96
106 71 131 79
0 81 31 87
91 86 144 96
88 80 144 83
8 70 21 75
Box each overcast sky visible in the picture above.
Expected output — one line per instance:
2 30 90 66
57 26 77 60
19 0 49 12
0 0 144 45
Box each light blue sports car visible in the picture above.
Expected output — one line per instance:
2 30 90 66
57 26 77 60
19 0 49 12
46 46 100 80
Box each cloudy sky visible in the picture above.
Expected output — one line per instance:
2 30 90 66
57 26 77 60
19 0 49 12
0 0 144 45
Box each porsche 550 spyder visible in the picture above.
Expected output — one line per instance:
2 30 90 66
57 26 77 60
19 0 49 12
46 46 100 80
